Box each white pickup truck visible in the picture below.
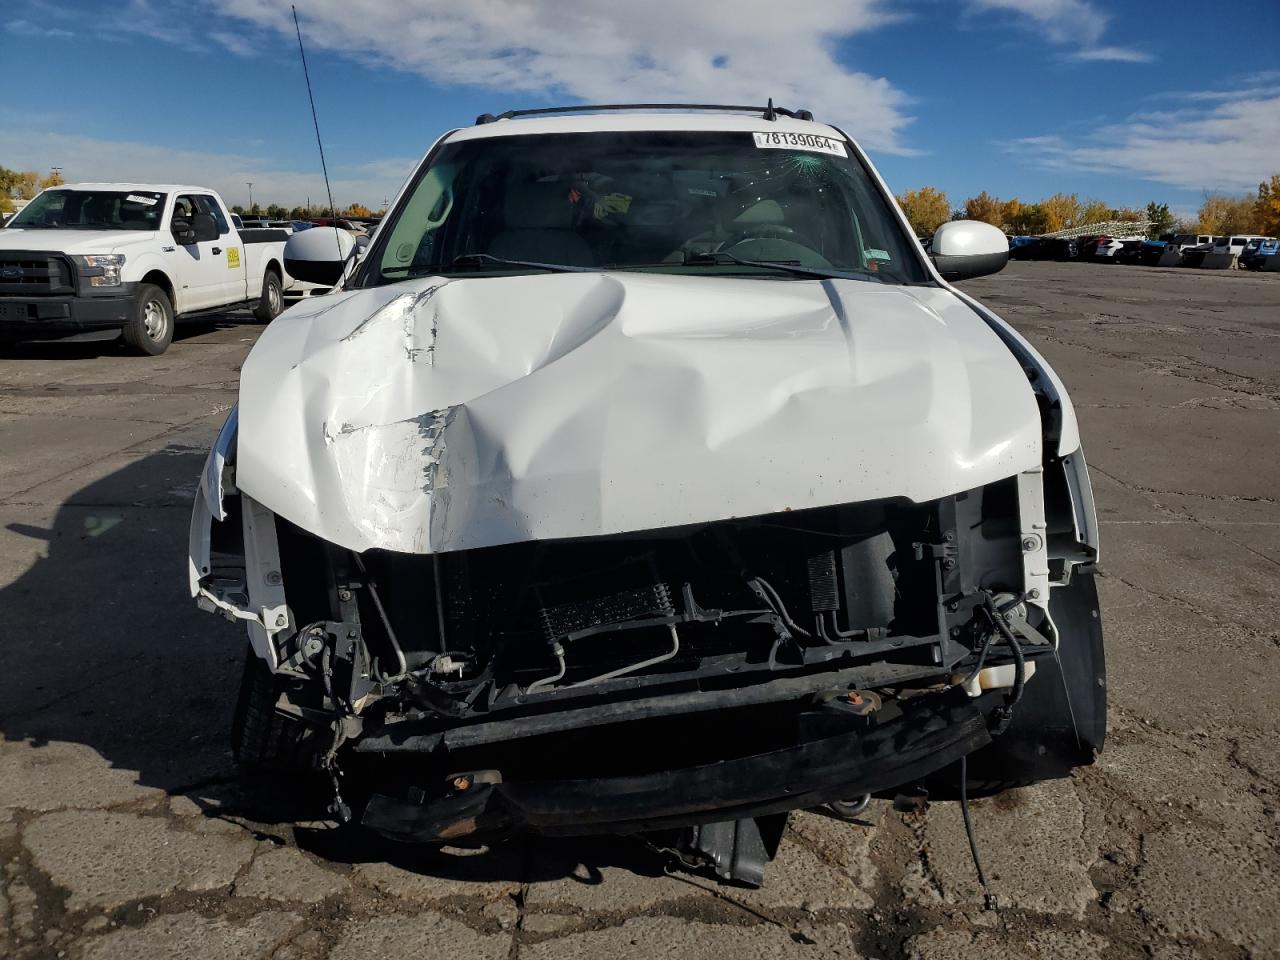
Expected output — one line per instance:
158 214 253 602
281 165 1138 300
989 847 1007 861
0 183 295 354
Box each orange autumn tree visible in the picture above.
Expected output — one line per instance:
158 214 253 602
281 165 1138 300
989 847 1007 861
895 186 951 236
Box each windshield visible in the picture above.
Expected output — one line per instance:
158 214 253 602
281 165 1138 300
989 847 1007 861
370 130 927 285
7 189 166 230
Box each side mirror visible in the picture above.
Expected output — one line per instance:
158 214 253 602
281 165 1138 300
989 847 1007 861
284 226 356 285
171 218 197 245
930 220 1009 281
192 213 220 243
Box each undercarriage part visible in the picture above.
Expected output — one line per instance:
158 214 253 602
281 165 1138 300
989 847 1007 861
678 814 788 887
824 794 872 821
358 690 993 842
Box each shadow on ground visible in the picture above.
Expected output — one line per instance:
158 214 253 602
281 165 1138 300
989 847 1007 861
0 316 249 360
0 443 666 885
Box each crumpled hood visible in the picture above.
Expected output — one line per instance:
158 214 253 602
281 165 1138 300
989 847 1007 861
0 227 158 254
236 272 1042 554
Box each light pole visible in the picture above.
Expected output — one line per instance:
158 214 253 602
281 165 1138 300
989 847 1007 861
246 181 254 212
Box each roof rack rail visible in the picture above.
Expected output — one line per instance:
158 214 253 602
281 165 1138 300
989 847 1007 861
474 99 814 125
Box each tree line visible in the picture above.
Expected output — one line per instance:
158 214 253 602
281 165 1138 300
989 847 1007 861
229 203 378 220
0 166 66 212
896 175 1280 240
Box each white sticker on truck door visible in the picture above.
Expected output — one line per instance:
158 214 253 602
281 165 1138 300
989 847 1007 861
752 131 847 156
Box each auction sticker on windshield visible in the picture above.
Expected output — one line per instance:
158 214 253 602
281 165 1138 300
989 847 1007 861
752 131 847 157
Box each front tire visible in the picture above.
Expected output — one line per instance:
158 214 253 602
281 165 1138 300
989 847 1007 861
231 646 318 773
121 283 173 355
252 270 283 324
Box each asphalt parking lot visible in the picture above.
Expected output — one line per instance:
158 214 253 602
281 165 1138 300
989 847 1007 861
1 260 1277 959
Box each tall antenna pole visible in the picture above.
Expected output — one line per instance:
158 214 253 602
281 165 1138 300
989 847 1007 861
292 6 339 246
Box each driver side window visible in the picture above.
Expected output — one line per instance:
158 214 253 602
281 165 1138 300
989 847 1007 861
172 196 196 225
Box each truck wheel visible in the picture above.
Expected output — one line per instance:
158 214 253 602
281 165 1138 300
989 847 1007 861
122 284 174 355
231 645 318 773
959 570 1107 794
253 270 283 324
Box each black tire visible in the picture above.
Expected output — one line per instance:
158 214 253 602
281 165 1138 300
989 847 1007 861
121 283 174 355
958 570 1107 793
231 646 319 773
252 270 283 324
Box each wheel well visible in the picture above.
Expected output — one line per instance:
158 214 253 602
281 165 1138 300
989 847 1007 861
265 260 282 281
140 270 175 307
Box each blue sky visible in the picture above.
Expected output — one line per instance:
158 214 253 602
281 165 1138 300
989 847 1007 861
2 0 1276 216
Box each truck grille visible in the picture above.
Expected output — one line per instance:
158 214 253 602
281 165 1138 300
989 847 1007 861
0 253 76 296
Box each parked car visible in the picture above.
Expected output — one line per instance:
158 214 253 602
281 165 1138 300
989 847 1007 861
1077 234 1142 260
1212 234 1273 257
188 104 1105 887
1113 239 1167 265
310 217 367 236
1010 237 1078 261
1164 233 1214 253
289 220 314 232
0 183 297 354
1239 237 1280 269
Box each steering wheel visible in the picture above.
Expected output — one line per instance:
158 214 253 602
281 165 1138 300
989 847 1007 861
718 223 797 250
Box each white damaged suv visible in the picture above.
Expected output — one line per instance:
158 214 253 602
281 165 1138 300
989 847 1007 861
190 104 1104 886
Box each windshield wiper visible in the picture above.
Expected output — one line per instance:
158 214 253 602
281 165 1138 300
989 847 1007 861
384 252 597 277
681 250 887 282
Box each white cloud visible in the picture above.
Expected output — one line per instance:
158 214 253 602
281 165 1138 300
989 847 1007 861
1012 89 1280 192
5 18 73 37
1 129 416 209
1070 46 1152 64
967 0 1149 64
214 0 918 154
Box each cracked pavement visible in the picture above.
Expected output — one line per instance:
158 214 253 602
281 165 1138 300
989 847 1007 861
1 262 1278 959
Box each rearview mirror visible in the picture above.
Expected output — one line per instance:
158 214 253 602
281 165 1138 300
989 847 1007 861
930 220 1009 281
285 226 356 285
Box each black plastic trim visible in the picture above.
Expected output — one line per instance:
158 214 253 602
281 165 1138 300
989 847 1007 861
931 251 1010 282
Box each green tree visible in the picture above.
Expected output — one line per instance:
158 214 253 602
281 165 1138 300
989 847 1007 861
1145 202 1175 239
230 204 245 215
265 203 287 220
1002 198 1049 235
288 206 308 220
895 186 951 236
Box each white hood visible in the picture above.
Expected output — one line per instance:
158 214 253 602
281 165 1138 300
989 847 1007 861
0 227 158 254
235 272 1043 554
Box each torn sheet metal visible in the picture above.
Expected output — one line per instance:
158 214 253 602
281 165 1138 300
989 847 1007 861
234 272 1044 555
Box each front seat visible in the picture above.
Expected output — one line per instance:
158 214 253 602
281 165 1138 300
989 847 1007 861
489 181 595 267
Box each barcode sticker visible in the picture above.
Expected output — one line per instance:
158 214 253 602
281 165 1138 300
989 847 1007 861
752 131 847 156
